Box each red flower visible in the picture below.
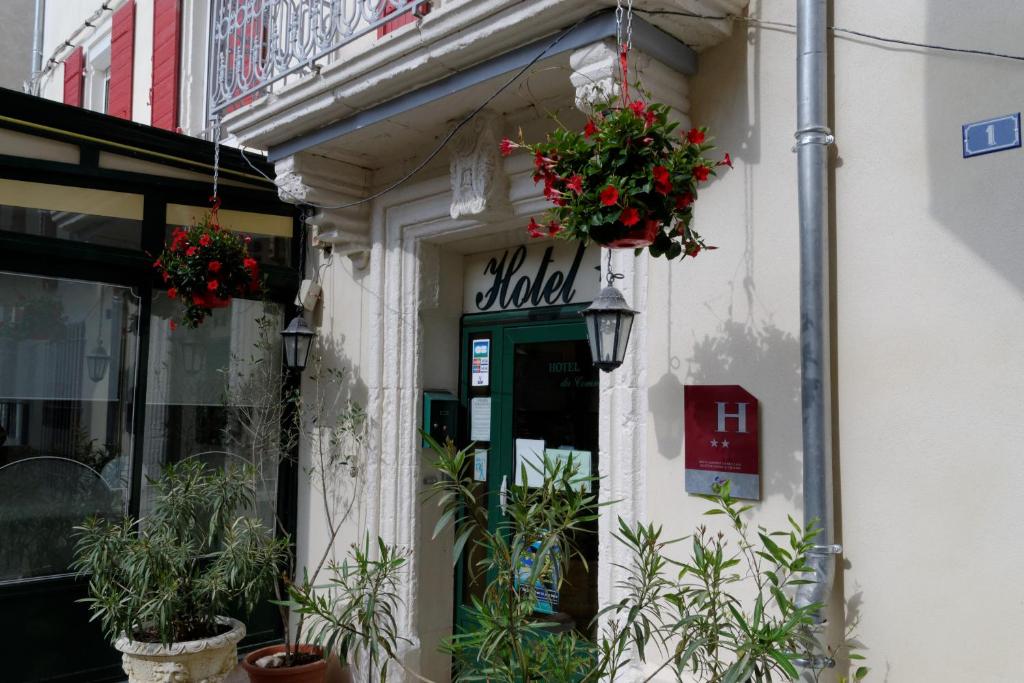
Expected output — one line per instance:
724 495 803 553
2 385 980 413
547 221 562 237
244 258 258 272
499 138 514 157
619 207 640 227
186 246 198 257
584 120 598 138
527 217 544 238
687 128 705 145
629 100 646 117
600 185 619 206
693 165 710 182
199 234 212 247
653 165 672 195
169 320 177 331
718 153 733 168
207 280 219 292
208 260 222 273
644 109 658 127
675 192 694 209
167 287 178 300
566 175 583 195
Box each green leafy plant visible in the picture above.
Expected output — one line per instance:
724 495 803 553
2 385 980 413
71 459 288 644
283 537 408 681
424 436 864 682
154 212 260 328
501 93 731 260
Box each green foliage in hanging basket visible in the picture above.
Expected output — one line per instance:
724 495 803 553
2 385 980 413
501 96 732 260
153 213 260 328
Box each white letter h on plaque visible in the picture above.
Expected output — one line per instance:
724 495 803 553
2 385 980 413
715 402 749 433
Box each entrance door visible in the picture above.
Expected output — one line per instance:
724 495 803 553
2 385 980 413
457 307 599 635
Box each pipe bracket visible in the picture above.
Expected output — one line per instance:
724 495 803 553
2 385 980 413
808 543 843 556
792 126 835 151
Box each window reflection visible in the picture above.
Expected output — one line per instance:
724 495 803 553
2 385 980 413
0 272 138 583
142 294 283 529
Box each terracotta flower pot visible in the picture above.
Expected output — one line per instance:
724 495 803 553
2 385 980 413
600 219 660 249
241 644 327 683
115 616 245 683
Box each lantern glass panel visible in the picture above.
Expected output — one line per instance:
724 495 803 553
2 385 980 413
615 313 634 364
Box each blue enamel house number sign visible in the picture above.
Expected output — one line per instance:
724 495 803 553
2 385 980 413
962 113 1021 158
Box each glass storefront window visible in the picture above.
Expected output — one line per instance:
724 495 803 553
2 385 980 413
141 294 284 529
0 179 144 249
0 272 138 583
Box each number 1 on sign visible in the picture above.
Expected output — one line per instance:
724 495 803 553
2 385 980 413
986 124 996 146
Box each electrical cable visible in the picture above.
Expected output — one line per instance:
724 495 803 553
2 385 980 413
636 8 1024 63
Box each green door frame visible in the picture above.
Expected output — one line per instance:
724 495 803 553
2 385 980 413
454 304 589 633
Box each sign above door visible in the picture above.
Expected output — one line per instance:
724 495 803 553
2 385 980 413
463 241 601 313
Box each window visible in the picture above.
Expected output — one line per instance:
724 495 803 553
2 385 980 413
0 272 139 584
0 179 144 249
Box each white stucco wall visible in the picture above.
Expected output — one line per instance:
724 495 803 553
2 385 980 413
645 1 1024 680
0 0 34 91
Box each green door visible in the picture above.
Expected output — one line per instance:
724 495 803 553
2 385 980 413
456 306 599 635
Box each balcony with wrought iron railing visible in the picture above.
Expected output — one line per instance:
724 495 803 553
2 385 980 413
207 0 430 118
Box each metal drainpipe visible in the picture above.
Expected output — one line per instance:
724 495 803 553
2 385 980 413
30 0 46 94
793 0 842 672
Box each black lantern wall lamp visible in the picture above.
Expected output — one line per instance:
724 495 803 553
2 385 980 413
280 313 316 372
581 252 637 373
86 289 111 383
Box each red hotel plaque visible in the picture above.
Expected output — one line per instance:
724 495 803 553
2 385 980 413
684 385 760 500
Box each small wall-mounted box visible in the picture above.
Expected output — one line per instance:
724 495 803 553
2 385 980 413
422 390 458 448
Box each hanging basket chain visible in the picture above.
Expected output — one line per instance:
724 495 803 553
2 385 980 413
605 250 625 288
615 0 635 103
211 115 222 223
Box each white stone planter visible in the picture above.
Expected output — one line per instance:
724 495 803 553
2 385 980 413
114 617 245 682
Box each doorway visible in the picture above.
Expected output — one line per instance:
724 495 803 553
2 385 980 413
456 305 599 635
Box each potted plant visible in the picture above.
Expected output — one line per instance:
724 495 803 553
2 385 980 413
154 210 260 329
72 459 288 683
501 95 732 260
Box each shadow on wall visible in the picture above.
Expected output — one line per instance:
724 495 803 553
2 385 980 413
923 6 1024 295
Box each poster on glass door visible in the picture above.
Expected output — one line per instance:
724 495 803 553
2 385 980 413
471 339 490 386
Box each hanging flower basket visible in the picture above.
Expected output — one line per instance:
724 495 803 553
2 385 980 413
153 212 259 329
502 96 731 260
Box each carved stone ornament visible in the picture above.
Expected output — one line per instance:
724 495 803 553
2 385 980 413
114 617 245 683
449 110 511 221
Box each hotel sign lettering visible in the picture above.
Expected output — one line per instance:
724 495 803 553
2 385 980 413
684 385 761 500
463 241 600 313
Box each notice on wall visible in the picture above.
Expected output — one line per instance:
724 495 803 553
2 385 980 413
545 448 593 493
470 397 491 442
473 449 488 482
514 438 546 487
684 385 760 500
471 339 490 386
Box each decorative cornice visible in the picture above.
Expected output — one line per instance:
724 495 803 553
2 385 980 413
448 110 512 221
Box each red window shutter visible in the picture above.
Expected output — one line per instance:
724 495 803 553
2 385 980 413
63 46 85 107
151 0 181 131
377 2 430 38
108 1 135 119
